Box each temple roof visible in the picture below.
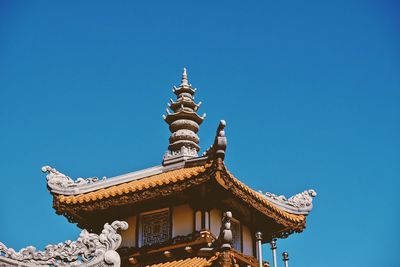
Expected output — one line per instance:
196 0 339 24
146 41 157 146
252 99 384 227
42 70 316 239
45 120 316 237
55 164 209 204
50 159 309 222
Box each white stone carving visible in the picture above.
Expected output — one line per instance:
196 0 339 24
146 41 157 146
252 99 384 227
163 146 198 159
264 189 317 214
0 221 128 267
42 166 105 191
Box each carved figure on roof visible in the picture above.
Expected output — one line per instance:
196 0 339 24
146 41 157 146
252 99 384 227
264 189 317 212
42 165 105 191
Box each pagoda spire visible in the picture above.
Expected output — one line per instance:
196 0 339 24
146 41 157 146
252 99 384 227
162 68 205 165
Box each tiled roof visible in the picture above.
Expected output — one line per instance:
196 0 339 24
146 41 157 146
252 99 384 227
57 164 209 204
53 160 311 232
225 170 306 224
147 257 212 267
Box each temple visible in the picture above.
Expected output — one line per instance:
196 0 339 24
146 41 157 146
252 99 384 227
0 69 316 267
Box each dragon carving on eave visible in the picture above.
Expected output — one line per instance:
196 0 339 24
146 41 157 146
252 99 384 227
263 189 317 213
42 165 105 191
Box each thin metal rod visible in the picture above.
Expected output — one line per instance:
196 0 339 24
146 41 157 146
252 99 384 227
270 239 277 267
255 232 263 267
282 252 289 267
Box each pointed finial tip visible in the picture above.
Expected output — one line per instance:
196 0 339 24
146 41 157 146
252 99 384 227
180 67 189 86
182 67 187 79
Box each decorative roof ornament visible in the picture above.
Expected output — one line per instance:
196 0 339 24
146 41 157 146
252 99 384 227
203 120 227 160
162 68 206 165
263 189 317 214
215 211 238 267
0 221 128 267
42 165 106 192
218 211 233 250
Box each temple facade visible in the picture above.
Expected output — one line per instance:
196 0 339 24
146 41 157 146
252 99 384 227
0 69 316 267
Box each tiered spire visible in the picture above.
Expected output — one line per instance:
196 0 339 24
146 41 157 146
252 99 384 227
162 68 206 165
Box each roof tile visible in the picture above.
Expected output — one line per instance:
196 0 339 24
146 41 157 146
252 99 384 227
57 165 208 204
148 257 211 267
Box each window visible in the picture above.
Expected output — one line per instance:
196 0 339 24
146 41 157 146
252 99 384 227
140 208 170 246
231 218 241 251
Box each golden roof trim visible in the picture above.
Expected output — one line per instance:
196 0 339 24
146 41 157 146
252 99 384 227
220 169 306 226
56 164 211 205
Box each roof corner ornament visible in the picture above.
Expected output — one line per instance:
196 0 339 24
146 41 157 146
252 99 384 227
0 221 128 267
163 68 205 165
263 189 317 214
203 120 227 160
288 189 317 207
42 165 105 191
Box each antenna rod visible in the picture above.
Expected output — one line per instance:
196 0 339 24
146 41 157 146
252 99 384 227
270 239 278 267
282 252 289 267
255 232 263 267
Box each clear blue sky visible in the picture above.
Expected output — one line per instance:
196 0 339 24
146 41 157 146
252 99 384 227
0 1 399 266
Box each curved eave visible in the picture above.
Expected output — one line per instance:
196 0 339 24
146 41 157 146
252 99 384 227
225 169 313 215
169 99 198 111
263 196 313 215
51 160 313 235
213 162 308 232
173 86 196 96
164 110 204 125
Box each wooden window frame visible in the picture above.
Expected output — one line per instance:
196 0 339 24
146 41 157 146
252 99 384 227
138 207 171 247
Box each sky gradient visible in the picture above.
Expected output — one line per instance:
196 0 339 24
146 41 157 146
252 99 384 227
0 1 399 266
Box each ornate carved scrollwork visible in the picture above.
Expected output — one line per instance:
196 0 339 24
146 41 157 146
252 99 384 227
215 250 237 267
0 221 128 267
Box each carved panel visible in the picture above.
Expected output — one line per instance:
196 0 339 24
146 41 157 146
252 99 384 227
141 209 170 246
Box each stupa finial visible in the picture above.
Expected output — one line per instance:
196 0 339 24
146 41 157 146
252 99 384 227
181 67 189 86
163 69 205 165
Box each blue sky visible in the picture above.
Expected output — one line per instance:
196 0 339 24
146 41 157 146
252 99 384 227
0 1 399 266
